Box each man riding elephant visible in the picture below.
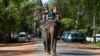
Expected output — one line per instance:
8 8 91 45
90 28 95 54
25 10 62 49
40 7 61 56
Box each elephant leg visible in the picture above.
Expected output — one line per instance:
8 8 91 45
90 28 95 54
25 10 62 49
50 35 54 55
51 31 57 56
39 30 41 38
43 41 46 51
43 40 50 55
50 27 55 55
52 37 57 56
51 38 57 56
47 38 51 54
45 32 51 55
42 30 47 52
45 38 48 53
44 39 49 54
44 32 50 54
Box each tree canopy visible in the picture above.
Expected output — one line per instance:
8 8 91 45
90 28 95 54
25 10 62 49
0 0 39 35
49 0 100 34
48 0 100 43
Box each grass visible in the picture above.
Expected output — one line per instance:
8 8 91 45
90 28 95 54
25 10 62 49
80 41 100 47
95 42 100 47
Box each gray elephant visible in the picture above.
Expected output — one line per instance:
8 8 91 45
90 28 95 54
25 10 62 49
40 20 61 56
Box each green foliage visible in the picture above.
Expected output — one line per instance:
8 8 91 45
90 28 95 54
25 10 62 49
95 42 100 47
78 25 93 36
0 0 38 35
60 18 75 31
49 0 100 36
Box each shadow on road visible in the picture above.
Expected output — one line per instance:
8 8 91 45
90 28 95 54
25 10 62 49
59 50 100 55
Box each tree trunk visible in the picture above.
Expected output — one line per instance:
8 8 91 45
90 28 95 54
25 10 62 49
93 16 96 43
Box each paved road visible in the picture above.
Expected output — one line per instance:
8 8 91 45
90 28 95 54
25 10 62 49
33 38 100 56
0 38 99 56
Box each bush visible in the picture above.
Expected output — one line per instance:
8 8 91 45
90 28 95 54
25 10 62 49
60 18 75 31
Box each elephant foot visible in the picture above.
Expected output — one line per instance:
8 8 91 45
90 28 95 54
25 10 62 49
51 53 56 56
47 53 51 55
45 52 51 56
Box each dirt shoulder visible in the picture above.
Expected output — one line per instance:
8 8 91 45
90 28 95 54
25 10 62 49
63 42 100 54
0 42 34 56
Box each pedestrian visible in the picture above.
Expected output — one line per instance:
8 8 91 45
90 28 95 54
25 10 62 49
53 7 61 20
42 7 49 23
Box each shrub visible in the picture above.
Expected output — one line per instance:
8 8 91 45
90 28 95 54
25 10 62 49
60 18 75 31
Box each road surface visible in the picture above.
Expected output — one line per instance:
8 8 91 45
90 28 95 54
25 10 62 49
33 38 100 56
0 38 100 56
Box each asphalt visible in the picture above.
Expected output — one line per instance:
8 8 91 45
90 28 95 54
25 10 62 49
33 38 100 56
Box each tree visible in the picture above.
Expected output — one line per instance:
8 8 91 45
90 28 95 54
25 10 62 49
49 0 100 43
60 18 75 31
0 0 38 42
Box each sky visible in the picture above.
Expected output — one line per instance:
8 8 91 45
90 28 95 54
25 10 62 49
41 0 49 3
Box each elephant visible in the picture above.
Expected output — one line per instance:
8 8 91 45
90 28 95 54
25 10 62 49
40 20 61 56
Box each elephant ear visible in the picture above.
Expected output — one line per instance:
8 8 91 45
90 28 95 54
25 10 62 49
55 20 61 27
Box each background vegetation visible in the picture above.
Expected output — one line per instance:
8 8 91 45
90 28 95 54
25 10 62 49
49 0 100 37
